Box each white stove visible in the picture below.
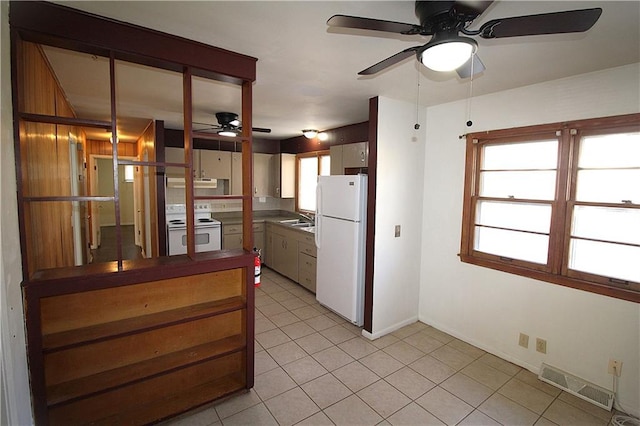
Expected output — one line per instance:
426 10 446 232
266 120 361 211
166 204 221 255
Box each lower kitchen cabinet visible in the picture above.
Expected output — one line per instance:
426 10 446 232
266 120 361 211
271 230 298 282
223 222 265 254
266 223 317 293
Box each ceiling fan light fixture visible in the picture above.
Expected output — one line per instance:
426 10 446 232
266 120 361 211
302 129 319 139
419 36 477 72
218 126 238 137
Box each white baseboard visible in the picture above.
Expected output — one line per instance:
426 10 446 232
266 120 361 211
361 315 419 340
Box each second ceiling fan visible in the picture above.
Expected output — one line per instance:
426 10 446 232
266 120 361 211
194 112 271 137
328 0 602 78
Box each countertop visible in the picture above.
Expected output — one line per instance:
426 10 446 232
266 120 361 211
213 210 315 233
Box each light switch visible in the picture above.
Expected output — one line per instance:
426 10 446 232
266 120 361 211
394 225 401 238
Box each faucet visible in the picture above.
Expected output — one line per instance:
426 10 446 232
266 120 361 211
298 212 315 224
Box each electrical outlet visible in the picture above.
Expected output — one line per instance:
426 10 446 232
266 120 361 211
536 338 547 354
518 333 529 348
608 359 623 376
394 225 401 238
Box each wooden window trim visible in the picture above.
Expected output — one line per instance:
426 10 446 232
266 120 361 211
460 113 640 303
294 150 329 213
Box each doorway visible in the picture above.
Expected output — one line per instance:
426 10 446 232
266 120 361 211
89 155 142 262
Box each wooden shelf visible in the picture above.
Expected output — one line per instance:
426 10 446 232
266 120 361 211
43 296 245 352
46 334 246 407
94 372 246 425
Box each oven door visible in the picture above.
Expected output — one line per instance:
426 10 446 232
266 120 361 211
167 224 221 255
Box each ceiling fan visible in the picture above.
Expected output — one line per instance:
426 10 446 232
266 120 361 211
194 112 271 137
328 1 602 78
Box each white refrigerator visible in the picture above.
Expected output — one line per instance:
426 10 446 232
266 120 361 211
315 174 367 326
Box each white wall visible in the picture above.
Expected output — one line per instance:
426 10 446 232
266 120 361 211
365 96 426 339
419 63 640 416
0 2 34 424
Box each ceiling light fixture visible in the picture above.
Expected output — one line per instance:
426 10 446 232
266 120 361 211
318 132 329 142
302 129 318 139
218 126 238 137
419 35 477 72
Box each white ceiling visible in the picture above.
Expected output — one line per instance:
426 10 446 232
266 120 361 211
45 1 640 142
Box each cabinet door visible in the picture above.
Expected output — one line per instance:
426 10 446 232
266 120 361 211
200 150 231 179
165 147 186 178
231 152 242 195
222 233 243 250
330 145 343 175
280 154 296 198
264 224 273 266
253 153 272 196
271 154 296 198
342 142 368 168
272 232 298 281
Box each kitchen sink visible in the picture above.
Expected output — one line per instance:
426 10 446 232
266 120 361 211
291 222 313 228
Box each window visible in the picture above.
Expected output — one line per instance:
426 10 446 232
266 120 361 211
297 151 330 212
460 114 640 302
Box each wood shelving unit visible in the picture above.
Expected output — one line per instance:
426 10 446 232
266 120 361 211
26 265 254 425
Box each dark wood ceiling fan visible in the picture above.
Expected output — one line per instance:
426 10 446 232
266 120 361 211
328 1 602 78
194 112 271 137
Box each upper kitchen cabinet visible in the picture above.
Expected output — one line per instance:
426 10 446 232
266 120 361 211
165 148 231 180
231 152 242 196
271 153 295 198
200 149 231 180
330 145 344 175
253 153 272 196
342 142 369 169
330 142 368 174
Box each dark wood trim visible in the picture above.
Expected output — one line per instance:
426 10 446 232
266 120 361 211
9 1 257 83
109 52 123 270
241 80 254 252
245 265 255 389
25 250 254 297
280 121 369 154
155 121 167 256
10 30 30 277
363 98 378 333
18 112 111 129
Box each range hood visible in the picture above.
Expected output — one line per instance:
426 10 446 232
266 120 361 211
166 177 218 189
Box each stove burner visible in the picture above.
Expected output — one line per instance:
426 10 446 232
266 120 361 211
198 218 214 223
169 219 185 224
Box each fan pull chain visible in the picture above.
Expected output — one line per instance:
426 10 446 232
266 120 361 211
466 54 475 127
414 69 421 130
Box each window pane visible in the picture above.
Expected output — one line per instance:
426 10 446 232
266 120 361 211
575 169 640 203
569 239 640 283
480 170 557 200
298 157 318 211
483 140 558 170
320 155 331 176
475 226 549 264
572 205 640 245
476 201 551 233
579 132 640 168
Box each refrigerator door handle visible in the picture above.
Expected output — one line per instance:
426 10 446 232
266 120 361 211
315 214 321 248
315 183 322 248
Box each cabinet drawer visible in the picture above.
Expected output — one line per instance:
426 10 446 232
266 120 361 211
298 242 316 258
298 233 315 246
252 223 264 232
298 252 316 275
298 271 316 293
223 224 242 235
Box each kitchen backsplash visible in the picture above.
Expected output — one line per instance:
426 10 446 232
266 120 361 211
166 186 295 212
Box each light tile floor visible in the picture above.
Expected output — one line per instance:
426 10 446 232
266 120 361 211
166 268 624 426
